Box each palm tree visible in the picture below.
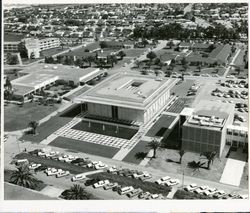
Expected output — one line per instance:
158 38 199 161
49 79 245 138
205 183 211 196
61 184 92 200
147 139 161 158
28 121 38 134
178 150 185 164
200 151 217 170
10 164 38 189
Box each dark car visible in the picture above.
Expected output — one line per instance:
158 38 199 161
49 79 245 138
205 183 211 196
34 165 47 172
71 158 85 165
28 149 42 156
84 178 100 186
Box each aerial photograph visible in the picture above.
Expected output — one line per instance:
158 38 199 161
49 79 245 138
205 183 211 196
3 2 249 201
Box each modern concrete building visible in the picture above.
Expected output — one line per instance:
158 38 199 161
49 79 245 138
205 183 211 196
4 41 20 53
181 100 235 157
226 125 248 149
77 73 178 126
11 64 104 97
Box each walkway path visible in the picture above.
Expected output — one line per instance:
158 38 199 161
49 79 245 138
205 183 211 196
220 158 245 186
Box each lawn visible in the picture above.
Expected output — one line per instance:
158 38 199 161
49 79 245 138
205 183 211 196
20 116 72 143
4 169 47 191
72 121 138 140
4 182 57 200
123 48 147 58
146 114 177 137
4 102 62 131
88 172 172 196
15 152 94 174
122 140 149 164
146 146 230 183
41 47 69 57
49 136 120 158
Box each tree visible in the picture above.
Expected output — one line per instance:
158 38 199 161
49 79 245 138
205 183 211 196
147 139 161 158
134 60 141 68
117 50 126 60
99 41 108 49
56 55 64 64
178 150 185 164
45 56 55 64
61 184 92 200
10 164 38 189
146 51 157 63
18 42 28 58
30 52 35 59
200 151 217 170
28 121 38 134
64 56 74 65
6 53 19 65
5 76 12 91
107 55 117 67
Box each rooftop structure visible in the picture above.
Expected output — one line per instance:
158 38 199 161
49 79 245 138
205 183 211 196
78 73 178 110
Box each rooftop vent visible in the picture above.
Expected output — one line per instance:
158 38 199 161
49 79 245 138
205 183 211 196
53 66 58 70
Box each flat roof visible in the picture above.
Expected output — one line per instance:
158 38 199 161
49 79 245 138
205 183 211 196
180 107 194 117
12 73 58 88
78 73 178 109
193 100 235 119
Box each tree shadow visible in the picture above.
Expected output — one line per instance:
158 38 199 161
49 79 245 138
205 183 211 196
135 152 148 160
166 158 180 164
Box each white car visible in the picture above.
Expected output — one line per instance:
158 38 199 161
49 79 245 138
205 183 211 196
184 183 198 192
93 180 110 188
151 194 159 199
155 176 171 185
87 161 102 168
107 166 119 173
165 178 180 186
58 155 69 161
28 163 42 170
45 151 60 158
64 155 78 163
194 186 208 194
213 190 227 198
71 174 86 182
38 151 47 157
203 187 218 196
56 170 70 178
94 163 108 170
118 186 134 195
45 168 63 176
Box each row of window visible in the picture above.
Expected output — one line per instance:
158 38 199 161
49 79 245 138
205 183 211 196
227 130 248 138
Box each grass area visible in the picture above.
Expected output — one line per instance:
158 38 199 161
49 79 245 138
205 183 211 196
146 146 230 183
146 114 177 137
88 172 172 196
22 58 41 65
123 48 146 58
20 116 72 143
72 121 138 140
173 189 211 199
4 102 62 131
49 136 120 158
41 47 69 57
4 169 47 191
4 182 57 200
15 152 94 174
122 140 149 164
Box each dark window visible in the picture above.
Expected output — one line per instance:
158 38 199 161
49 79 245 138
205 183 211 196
233 132 239 136
111 106 118 119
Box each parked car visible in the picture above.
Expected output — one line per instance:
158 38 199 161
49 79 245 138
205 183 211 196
165 178 180 186
184 183 198 192
107 166 120 173
133 171 150 179
45 151 60 158
155 176 171 185
28 163 42 170
37 151 47 157
93 180 110 188
139 173 152 181
213 190 227 198
94 163 108 170
138 191 151 199
127 188 143 198
85 178 100 186
45 168 63 176
56 170 70 178
34 165 47 172
71 174 86 182
118 186 134 195
103 182 118 190
194 186 208 194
